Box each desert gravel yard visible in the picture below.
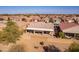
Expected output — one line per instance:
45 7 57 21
17 32 77 52
0 32 78 52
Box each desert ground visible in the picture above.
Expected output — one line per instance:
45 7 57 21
16 32 77 52
0 30 78 52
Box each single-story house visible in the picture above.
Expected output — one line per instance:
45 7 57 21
26 22 54 35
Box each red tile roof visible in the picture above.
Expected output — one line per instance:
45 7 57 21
60 22 78 30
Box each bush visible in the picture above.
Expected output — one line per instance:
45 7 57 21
40 41 44 45
49 18 53 23
22 18 27 22
0 19 23 44
59 32 65 38
43 45 60 52
66 42 79 52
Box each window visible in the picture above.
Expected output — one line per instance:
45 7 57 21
27 30 33 33
44 31 50 34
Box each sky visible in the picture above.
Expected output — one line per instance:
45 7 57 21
0 6 79 14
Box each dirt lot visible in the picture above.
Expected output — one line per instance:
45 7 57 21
0 32 78 52
16 32 77 52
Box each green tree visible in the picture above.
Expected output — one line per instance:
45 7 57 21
0 19 23 44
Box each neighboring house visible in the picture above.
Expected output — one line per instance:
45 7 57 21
26 22 54 35
42 17 50 23
63 25 79 33
60 22 79 39
29 16 41 22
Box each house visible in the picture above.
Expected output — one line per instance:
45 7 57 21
26 22 54 35
42 17 50 23
29 16 41 22
60 22 79 39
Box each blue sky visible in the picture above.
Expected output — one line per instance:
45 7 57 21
0 6 79 14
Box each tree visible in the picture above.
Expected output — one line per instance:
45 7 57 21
54 25 62 37
22 18 27 22
0 18 23 44
26 14 31 17
66 42 79 52
49 18 53 23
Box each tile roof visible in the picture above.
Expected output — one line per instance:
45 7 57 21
60 22 78 30
63 25 79 33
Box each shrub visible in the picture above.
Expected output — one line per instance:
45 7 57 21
59 32 65 38
40 41 44 45
43 45 60 52
49 18 53 23
66 42 79 52
22 18 27 22
0 18 23 44
34 46 39 49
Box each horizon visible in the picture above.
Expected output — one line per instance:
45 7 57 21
0 6 79 14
